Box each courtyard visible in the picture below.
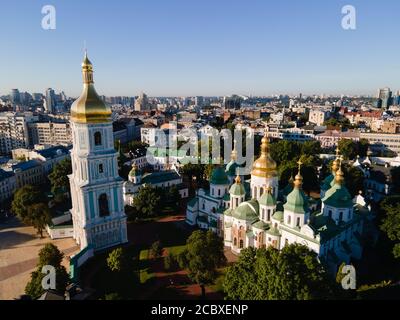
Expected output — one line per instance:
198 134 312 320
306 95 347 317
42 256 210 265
0 216 79 300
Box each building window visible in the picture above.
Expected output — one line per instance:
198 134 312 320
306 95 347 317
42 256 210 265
98 193 110 217
296 217 300 227
94 132 102 146
339 212 343 222
267 209 271 221
239 240 244 249
287 216 291 225
234 238 237 246
99 164 104 174
328 210 332 219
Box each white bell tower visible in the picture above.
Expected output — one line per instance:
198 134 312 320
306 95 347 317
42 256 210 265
69 53 128 251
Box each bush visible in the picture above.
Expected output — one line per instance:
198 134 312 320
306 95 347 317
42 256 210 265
164 253 178 271
150 241 163 259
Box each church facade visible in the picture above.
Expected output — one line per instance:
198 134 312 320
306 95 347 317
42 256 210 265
69 54 128 251
186 135 373 273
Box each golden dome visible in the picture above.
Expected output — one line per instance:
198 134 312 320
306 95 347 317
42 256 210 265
70 52 112 124
331 147 341 173
335 160 345 184
294 160 303 189
251 133 277 178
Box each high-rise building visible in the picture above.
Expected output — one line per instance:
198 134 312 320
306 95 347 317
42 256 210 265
69 53 127 251
0 112 38 155
45 88 56 113
377 87 392 109
10 89 20 106
28 121 72 146
134 92 150 111
195 96 204 107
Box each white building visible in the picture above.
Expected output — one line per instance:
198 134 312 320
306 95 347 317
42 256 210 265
309 109 330 126
186 134 374 274
68 54 128 251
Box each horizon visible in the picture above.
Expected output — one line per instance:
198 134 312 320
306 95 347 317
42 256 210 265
1 0 400 97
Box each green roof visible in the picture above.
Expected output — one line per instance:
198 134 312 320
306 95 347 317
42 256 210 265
141 171 181 184
187 197 198 208
321 174 334 191
229 182 246 196
210 166 229 185
224 209 233 216
272 211 284 222
322 182 353 208
225 160 239 177
284 187 308 214
259 191 276 207
223 193 231 201
232 199 259 222
252 220 269 230
266 227 280 236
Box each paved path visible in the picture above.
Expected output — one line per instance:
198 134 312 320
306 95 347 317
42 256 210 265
0 217 79 300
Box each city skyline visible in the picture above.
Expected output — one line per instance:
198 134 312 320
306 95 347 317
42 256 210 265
2 0 400 97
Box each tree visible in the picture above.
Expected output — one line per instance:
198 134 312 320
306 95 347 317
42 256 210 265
223 245 338 300
25 243 69 299
150 241 163 259
27 203 51 238
380 198 400 259
132 185 161 219
164 252 179 271
12 185 46 221
179 230 226 298
338 139 357 160
390 167 400 194
12 185 50 237
343 165 365 197
48 158 72 196
107 248 125 272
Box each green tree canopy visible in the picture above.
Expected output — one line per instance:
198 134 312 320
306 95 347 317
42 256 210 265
107 248 125 272
179 230 226 298
131 184 161 219
48 158 72 195
223 245 338 300
25 243 70 299
380 197 400 259
12 185 50 237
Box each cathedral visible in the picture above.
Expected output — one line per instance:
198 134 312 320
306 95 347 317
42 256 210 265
69 53 128 251
186 134 374 273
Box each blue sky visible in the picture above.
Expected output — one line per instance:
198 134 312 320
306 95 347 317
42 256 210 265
1 0 400 97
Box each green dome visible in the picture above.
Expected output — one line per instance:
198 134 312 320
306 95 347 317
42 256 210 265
229 181 245 196
232 199 259 221
272 211 284 222
321 174 335 191
266 227 280 236
225 160 239 177
210 166 229 185
259 191 276 207
252 220 269 230
322 182 353 208
284 187 308 214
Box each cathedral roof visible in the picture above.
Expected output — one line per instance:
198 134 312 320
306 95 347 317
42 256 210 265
272 211 284 222
229 175 246 196
283 161 308 214
252 220 269 231
210 166 229 185
258 189 276 207
232 199 259 222
322 167 353 208
70 53 112 124
251 133 277 178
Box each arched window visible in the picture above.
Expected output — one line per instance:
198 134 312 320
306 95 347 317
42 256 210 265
94 132 102 146
267 209 271 221
296 217 300 227
98 193 110 217
339 212 343 222
234 238 237 246
287 215 291 225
